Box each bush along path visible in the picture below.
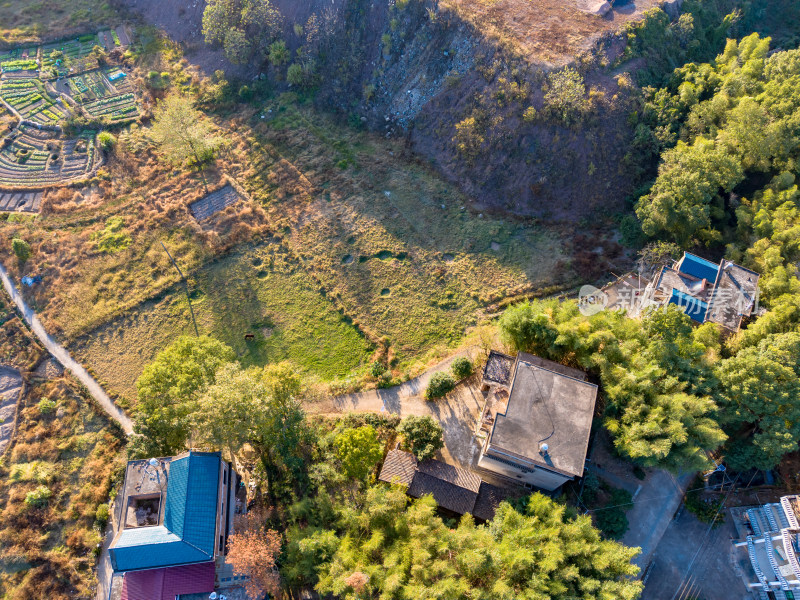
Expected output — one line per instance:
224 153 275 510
0 261 133 434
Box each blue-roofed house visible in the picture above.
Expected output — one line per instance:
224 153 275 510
109 451 247 600
642 252 760 331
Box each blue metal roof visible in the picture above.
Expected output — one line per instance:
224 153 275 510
165 452 220 554
110 452 221 572
677 252 719 282
669 289 708 323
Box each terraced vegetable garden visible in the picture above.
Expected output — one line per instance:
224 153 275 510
0 26 135 206
62 68 139 122
0 79 70 125
0 126 97 188
39 33 110 78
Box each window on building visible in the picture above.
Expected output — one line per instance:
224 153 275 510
486 453 535 474
219 535 224 552
223 467 227 485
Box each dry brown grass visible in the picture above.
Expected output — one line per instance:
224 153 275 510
1 93 579 403
0 318 126 600
0 0 117 47
439 0 664 66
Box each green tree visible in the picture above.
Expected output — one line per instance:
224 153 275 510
717 332 800 470
334 426 383 480
450 356 473 380
499 299 726 471
193 363 269 458
544 67 587 124
642 305 718 396
268 39 289 66
149 94 221 168
131 335 234 457
97 131 116 151
203 0 283 63
315 487 642 599
192 361 310 502
223 28 250 64
397 415 443 461
286 61 317 90
424 371 455 400
635 137 743 244
11 238 31 263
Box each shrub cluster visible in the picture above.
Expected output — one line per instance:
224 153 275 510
424 371 455 400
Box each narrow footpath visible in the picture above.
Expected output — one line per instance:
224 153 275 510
0 262 133 434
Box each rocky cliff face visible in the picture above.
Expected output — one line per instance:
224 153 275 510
123 0 651 221
273 0 642 222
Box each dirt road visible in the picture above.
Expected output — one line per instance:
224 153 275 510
0 263 133 434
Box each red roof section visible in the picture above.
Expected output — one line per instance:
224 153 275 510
121 561 216 600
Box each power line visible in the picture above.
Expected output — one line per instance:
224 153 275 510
161 241 199 337
669 473 741 600
585 483 710 513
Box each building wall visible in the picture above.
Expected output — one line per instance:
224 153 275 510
477 451 569 491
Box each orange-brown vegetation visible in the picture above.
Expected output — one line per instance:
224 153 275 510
227 507 282 599
0 318 126 599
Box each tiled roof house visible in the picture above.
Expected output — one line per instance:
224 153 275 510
109 451 244 600
646 252 760 331
379 449 507 521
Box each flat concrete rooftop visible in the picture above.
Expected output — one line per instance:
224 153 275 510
488 357 597 478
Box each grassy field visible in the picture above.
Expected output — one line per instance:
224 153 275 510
72 241 375 403
63 97 573 405
8 94 574 406
0 0 117 47
243 98 569 358
0 44 574 405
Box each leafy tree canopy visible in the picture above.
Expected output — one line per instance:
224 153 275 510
636 35 800 245
499 300 726 471
202 0 283 64
191 361 311 503
132 335 234 457
398 415 444 461
334 426 383 480
716 332 800 470
149 94 222 168
315 486 642 600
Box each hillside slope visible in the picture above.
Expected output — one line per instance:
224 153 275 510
121 0 667 221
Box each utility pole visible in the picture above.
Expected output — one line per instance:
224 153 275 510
161 241 199 337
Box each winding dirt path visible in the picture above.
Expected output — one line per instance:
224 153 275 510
0 262 133 434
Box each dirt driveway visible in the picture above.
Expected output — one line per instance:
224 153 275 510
329 348 487 471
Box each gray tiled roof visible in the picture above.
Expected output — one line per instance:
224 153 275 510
379 450 500 519
378 449 417 486
407 472 479 516
417 458 481 493
707 261 760 331
472 482 507 522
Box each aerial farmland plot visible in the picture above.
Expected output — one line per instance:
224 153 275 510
0 126 97 190
0 25 141 210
